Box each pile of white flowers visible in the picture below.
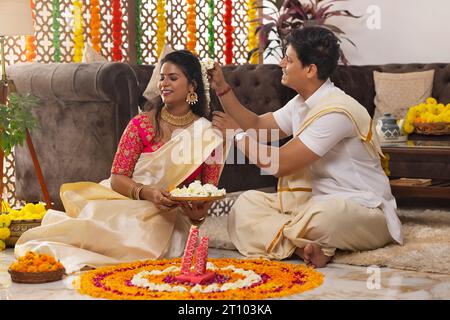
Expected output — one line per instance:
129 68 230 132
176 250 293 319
170 180 226 198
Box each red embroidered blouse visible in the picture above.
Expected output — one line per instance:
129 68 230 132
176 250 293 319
111 113 221 186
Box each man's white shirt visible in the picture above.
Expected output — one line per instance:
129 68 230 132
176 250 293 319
273 79 402 244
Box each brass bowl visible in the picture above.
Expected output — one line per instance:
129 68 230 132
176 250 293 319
5 218 42 247
8 268 65 284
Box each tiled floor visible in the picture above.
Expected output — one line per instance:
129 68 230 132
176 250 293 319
1 248 449 300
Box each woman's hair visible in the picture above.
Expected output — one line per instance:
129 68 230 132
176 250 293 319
147 50 210 139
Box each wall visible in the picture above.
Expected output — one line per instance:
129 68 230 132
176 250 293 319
264 0 450 65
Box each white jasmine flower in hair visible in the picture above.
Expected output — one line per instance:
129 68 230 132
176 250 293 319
200 58 215 112
201 57 215 70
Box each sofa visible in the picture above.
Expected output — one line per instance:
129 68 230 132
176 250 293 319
8 62 450 210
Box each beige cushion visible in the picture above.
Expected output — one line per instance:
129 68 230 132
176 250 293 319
142 44 174 101
82 43 107 63
373 69 434 120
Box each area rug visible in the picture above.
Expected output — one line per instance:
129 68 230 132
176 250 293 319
76 258 323 300
202 207 450 275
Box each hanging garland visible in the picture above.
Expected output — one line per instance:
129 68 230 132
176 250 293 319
156 0 167 58
224 0 234 64
135 0 143 64
112 0 123 61
247 0 259 64
52 0 61 62
90 0 101 53
25 0 37 62
72 0 84 62
186 0 197 54
207 0 215 59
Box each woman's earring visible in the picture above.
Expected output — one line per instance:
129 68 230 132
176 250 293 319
186 90 198 105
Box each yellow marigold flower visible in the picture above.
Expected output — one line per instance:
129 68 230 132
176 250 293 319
403 122 415 134
0 227 11 240
0 239 5 251
426 97 437 105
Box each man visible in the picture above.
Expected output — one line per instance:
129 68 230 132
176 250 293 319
209 26 402 268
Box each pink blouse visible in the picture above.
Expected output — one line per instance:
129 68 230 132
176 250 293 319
111 113 221 186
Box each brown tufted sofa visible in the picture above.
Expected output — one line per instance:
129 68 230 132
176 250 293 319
8 62 450 209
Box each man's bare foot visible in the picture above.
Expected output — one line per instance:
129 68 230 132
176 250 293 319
303 243 332 268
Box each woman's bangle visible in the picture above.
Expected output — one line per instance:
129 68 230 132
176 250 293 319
216 85 232 97
189 215 206 227
130 183 143 200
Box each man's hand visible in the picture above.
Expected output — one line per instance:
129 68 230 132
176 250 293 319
207 62 229 92
212 111 241 140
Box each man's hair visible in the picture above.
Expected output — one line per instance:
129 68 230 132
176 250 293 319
286 26 340 80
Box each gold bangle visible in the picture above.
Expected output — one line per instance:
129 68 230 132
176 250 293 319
130 183 143 200
134 185 145 200
189 215 206 227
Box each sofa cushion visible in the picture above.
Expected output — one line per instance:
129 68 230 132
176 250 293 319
373 69 434 120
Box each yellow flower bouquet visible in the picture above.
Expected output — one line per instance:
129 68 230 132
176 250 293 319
403 97 450 135
0 201 47 250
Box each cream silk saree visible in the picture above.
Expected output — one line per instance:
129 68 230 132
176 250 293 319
15 118 226 273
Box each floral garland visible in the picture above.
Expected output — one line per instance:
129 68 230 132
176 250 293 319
186 0 197 54
156 0 167 58
112 0 123 61
200 58 215 113
90 0 101 53
207 0 215 59
247 0 259 64
52 0 61 62
25 0 37 62
224 0 234 64
76 258 324 300
135 0 143 64
72 0 84 62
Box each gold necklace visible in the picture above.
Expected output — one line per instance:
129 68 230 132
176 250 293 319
161 106 196 127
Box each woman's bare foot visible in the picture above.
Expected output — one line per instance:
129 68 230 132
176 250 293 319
303 243 332 268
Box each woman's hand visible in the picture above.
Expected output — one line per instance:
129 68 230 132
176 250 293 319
208 62 229 92
179 201 212 221
212 111 241 139
141 187 179 211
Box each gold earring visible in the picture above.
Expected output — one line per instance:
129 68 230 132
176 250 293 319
186 90 198 105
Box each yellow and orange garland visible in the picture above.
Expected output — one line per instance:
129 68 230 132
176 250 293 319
156 0 167 58
247 0 259 64
25 0 37 62
72 0 84 62
186 0 197 54
90 0 101 53
77 258 323 300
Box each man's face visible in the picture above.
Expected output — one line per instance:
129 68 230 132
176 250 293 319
279 45 311 90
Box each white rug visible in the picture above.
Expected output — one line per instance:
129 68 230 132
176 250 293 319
202 208 450 274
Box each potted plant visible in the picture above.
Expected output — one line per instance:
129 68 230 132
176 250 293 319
0 93 39 157
249 0 360 64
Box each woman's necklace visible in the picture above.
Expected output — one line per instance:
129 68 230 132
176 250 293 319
161 106 196 127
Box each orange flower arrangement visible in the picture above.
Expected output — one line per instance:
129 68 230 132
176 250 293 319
9 251 64 273
77 258 323 300
90 0 101 52
25 0 37 62
186 0 197 54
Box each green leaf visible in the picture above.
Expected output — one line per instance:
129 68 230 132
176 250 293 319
0 92 40 156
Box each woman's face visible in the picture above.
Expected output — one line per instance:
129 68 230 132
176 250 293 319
158 62 194 106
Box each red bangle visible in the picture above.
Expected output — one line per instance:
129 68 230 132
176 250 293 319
217 85 232 97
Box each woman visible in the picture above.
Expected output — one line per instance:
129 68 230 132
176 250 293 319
15 50 226 273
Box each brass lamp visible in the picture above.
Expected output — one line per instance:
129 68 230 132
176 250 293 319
0 0 52 208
